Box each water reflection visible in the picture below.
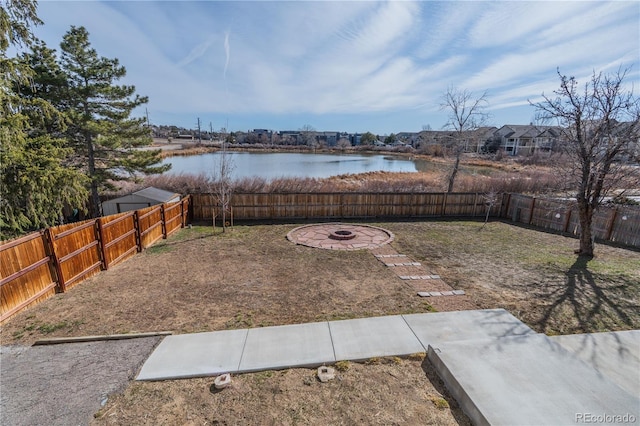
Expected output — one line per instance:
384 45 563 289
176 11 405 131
162 152 430 180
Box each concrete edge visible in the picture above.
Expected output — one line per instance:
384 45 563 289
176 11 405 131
427 344 490 426
33 331 173 346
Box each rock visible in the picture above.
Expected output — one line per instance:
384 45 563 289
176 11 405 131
214 373 232 389
317 366 336 383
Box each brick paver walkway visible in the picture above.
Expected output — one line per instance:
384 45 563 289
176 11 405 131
370 246 464 297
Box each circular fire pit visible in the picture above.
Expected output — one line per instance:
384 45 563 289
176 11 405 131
286 223 394 251
329 230 356 240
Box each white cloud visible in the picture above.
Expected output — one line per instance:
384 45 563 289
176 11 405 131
176 36 216 68
29 0 640 131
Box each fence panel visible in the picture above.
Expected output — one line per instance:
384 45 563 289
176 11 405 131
181 196 191 226
190 194 212 220
0 232 56 322
137 205 163 249
49 220 102 291
272 193 307 219
610 206 640 247
506 194 534 223
164 202 183 236
413 193 445 216
591 208 615 240
341 193 373 218
375 193 412 217
99 212 137 269
504 194 640 249
529 198 568 232
232 193 271 220
444 193 480 216
307 193 340 218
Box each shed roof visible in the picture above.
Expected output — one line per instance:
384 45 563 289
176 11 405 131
132 187 180 203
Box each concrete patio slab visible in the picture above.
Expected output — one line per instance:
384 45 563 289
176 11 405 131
238 321 335 372
551 330 640 397
136 329 248 380
403 308 536 346
329 315 425 361
428 333 640 426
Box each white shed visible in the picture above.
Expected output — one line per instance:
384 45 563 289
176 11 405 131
102 187 181 216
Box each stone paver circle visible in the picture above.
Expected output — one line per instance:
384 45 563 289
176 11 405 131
286 223 394 250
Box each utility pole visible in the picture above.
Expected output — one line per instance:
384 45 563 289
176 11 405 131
145 108 150 128
197 117 202 144
209 122 214 141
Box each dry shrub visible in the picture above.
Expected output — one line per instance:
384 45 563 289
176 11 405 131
453 169 559 194
144 173 212 194
419 144 445 157
134 168 562 196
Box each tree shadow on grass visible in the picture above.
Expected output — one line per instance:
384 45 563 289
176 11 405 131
529 255 639 335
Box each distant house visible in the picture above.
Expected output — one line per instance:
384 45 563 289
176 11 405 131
102 187 181 216
316 131 340 146
494 125 562 155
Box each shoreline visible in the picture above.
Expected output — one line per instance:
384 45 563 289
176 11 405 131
152 141 528 173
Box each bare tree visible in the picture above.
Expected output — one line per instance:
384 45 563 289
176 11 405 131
441 87 489 192
211 127 235 232
337 138 351 151
300 124 317 151
532 68 640 256
479 188 500 230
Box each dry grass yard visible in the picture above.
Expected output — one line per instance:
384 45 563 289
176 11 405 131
2 220 638 425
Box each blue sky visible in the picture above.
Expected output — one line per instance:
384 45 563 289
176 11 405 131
30 1 640 134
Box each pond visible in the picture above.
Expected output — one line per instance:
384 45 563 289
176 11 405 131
161 151 432 180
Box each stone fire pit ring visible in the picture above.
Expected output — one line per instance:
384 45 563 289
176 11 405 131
287 223 394 251
329 230 356 240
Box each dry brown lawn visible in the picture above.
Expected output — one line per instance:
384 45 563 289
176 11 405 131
2 220 638 425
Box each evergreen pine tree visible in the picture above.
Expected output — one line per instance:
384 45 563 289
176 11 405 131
1 1 88 238
58 26 169 216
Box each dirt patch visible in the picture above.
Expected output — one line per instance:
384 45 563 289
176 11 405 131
92 356 470 426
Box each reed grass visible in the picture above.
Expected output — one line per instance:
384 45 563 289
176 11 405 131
116 166 562 196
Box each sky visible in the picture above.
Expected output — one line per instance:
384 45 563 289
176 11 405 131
28 0 640 134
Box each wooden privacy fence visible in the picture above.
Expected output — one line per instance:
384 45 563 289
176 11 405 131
505 194 640 248
0 196 190 323
191 192 639 249
191 192 502 221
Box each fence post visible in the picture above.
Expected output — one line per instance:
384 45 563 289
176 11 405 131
161 204 167 238
49 229 67 292
269 193 275 220
43 228 64 293
411 193 416 217
180 199 185 228
563 208 572 234
441 192 448 217
528 197 536 225
501 193 511 219
605 207 619 241
472 193 478 217
133 211 142 252
96 219 108 270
